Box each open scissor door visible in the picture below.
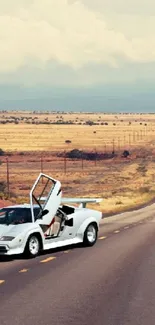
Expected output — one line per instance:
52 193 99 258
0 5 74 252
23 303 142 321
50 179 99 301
30 173 62 225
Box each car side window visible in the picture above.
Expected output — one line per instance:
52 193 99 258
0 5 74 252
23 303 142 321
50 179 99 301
34 208 42 221
23 209 32 223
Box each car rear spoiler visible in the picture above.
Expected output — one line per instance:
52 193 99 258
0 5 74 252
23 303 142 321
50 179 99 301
39 197 102 208
61 198 102 208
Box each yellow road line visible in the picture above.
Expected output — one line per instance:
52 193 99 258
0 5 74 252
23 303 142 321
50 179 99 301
19 269 29 273
40 256 56 263
99 236 107 240
114 230 120 234
0 280 5 285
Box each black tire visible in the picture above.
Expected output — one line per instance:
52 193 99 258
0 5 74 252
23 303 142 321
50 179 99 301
83 223 98 247
24 234 40 258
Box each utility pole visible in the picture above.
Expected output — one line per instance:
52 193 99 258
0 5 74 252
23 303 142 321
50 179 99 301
40 156 44 183
129 133 131 146
6 157 10 197
124 135 126 148
81 157 84 170
64 150 67 174
140 130 143 140
94 147 97 166
104 143 107 153
118 137 120 151
112 139 115 153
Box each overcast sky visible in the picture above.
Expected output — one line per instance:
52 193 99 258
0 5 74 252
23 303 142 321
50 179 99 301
0 0 155 110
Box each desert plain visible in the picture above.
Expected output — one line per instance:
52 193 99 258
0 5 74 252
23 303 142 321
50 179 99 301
0 111 155 215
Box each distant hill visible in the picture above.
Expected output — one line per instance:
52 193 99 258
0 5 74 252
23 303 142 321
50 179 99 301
0 83 155 113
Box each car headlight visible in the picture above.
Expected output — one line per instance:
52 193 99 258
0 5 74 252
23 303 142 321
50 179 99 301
0 236 15 241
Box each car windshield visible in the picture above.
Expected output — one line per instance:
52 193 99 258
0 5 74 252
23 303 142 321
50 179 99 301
0 207 40 225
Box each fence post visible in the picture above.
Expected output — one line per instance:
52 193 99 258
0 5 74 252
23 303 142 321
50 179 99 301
40 156 43 173
40 156 44 183
104 143 107 153
6 157 10 197
81 157 84 170
112 139 115 153
124 135 126 148
118 137 120 151
140 130 143 140
129 133 131 146
64 151 67 174
94 147 97 166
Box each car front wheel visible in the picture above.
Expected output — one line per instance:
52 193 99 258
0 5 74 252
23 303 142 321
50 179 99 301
25 235 40 258
83 223 98 247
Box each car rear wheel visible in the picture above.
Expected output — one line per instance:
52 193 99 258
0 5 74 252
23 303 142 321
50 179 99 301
25 235 40 258
83 223 98 247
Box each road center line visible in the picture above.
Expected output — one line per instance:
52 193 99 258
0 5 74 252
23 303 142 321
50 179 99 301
64 250 70 254
19 269 29 273
114 230 120 234
99 236 107 240
124 226 129 229
0 280 5 285
40 256 56 263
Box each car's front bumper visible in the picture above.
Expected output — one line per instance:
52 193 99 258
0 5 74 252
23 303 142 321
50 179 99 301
0 244 24 255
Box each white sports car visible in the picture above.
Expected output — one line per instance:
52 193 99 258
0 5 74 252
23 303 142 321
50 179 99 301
0 173 102 258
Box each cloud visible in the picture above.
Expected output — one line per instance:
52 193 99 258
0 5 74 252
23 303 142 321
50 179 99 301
0 0 155 74
0 0 155 88
81 0 155 15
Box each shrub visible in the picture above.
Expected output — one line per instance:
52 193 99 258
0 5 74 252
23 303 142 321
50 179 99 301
65 149 117 161
122 150 130 158
136 164 147 176
85 120 95 126
67 149 85 159
0 148 5 156
139 187 150 194
0 181 6 192
115 200 123 205
65 140 72 144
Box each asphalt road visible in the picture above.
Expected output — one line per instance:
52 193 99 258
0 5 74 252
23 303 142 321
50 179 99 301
1 205 155 325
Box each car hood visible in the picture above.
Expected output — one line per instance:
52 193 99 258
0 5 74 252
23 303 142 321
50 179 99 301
0 223 33 238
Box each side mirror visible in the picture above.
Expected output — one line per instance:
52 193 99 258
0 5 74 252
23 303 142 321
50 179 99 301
41 209 49 217
64 218 73 227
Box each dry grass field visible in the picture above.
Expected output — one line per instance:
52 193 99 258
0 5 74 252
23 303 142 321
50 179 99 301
0 111 155 215
0 111 155 152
